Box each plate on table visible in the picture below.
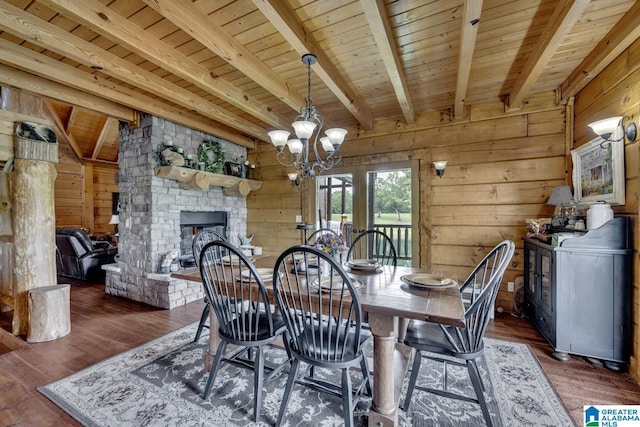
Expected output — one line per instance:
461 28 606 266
310 277 362 293
240 267 274 281
345 259 381 271
290 254 319 270
221 255 240 265
401 273 457 289
288 253 317 263
221 255 254 265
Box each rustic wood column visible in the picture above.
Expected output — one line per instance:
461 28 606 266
11 158 57 335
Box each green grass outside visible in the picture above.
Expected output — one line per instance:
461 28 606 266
328 212 411 224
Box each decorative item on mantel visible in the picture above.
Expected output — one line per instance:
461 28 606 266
198 139 224 173
224 160 243 177
159 140 185 167
158 140 174 166
267 53 347 179
184 154 194 169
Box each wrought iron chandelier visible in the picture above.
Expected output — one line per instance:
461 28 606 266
267 53 347 179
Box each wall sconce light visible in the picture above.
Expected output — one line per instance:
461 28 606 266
588 116 637 147
433 160 447 177
288 172 300 187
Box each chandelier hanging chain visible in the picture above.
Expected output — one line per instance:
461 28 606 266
305 54 311 117
267 53 347 179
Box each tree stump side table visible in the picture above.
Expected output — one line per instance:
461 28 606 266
27 284 71 343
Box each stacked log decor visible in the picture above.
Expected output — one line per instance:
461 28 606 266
155 165 261 196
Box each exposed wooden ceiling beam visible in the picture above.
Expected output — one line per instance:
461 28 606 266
92 117 114 160
44 101 119 166
253 0 375 131
140 0 303 113
0 40 255 148
0 2 265 143
0 64 137 124
66 107 78 134
361 0 415 126
506 0 589 111
81 158 119 167
559 0 640 101
454 0 483 120
43 99 83 161
40 0 291 131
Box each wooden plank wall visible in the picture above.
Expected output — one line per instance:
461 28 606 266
574 36 640 381
247 91 567 316
92 166 118 236
245 158 305 253
53 153 118 236
54 142 84 228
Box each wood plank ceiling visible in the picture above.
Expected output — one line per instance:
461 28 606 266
0 0 638 164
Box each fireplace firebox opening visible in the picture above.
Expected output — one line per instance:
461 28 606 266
179 211 228 267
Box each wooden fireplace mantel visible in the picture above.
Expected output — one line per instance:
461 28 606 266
154 165 262 196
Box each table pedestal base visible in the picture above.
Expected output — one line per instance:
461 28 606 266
368 313 411 427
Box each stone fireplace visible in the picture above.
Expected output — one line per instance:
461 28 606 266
104 114 248 309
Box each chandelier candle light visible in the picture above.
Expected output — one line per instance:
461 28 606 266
268 54 347 179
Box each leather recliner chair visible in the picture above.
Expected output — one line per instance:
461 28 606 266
55 227 117 282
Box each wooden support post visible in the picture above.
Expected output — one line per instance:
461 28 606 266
27 284 70 342
11 159 57 336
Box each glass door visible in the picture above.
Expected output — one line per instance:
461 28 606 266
316 173 354 237
366 167 414 265
316 161 418 266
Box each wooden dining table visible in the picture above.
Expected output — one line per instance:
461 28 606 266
172 255 465 427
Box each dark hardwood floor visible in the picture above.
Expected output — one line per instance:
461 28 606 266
0 280 638 426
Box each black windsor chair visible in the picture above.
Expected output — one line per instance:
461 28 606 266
401 240 515 427
272 245 372 427
198 240 289 423
347 229 397 267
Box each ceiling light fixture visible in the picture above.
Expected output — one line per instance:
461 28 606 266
588 116 637 148
267 54 347 179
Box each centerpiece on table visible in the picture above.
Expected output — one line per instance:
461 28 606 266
314 234 347 276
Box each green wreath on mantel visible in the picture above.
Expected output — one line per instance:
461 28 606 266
198 139 224 173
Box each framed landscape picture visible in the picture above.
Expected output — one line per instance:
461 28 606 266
571 136 625 205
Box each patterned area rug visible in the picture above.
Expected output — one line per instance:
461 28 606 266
39 323 572 426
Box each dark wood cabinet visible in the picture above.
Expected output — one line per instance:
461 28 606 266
524 242 555 346
523 218 631 370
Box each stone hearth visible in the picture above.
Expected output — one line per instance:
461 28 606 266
104 115 248 309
